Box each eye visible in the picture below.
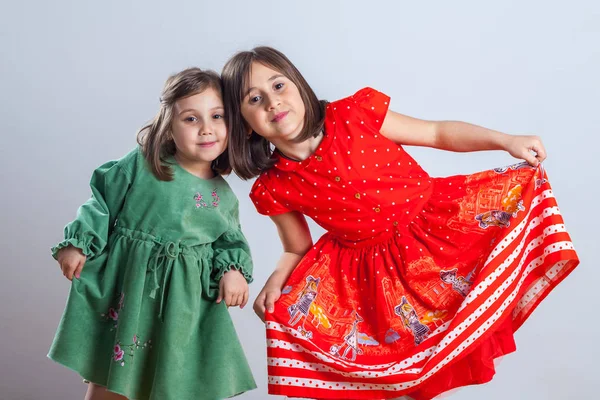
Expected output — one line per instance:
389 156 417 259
249 95 262 104
275 82 284 90
213 114 224 120
184 116 197 122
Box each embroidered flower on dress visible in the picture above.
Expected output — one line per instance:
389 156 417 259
112 335 151 367
194 189 220 209
113 347 124 362
108 308 118 321
101 292 124 330
194 193 208 208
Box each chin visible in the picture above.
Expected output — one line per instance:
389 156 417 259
277 126 302 139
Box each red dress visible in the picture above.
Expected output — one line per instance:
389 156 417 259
250 88 578 400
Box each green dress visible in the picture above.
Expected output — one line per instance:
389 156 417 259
48 148 256 400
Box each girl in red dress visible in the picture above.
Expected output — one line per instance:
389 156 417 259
222 47 579 400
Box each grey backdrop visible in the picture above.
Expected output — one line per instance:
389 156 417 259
1 1 597 399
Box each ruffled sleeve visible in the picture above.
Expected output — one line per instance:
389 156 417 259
51 151 135 259
249 176 291 216
212 200 253 283
350 87 391 132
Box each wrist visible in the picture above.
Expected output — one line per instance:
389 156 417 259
495 132 512 151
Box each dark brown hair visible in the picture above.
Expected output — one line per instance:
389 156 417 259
221 46 327 180
137 67 230 180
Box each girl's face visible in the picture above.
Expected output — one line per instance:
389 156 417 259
240 62 306 142
171 87 227 167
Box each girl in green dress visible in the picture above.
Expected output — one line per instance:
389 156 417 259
49 68 256 400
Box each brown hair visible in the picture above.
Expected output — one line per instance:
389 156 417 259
137 67 230 180
221 46 327 180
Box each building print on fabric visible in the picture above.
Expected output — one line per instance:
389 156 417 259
282 256 382 362
394 297 431 346
329 311 380 361
493 161 548 186
475 184 526 228
281 256 369 338
382 266 453 339
493 161 535 174
112 335 151 367
492 161 548 188
288 276 320 338
443 162 548 236
194 188 220 208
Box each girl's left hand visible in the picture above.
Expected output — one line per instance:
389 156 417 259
505 135 547 166
217 269 249 308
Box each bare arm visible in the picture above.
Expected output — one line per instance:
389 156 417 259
272 210 313 274
253 211 313 321
380 110 547 165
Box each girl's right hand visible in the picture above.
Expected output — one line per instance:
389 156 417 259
253 270 288 322
56 245 87 281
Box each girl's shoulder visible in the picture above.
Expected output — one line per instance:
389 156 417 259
328 87 389 111
91 147 141 182
119 146 142 172
249 172 291 216
326 87 390 132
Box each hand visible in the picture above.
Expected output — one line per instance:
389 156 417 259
56 245 86 281
253 270 288 322
217 269 249 308
505 135 547 166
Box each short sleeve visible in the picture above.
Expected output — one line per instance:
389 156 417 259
249 177 291 216
350 87 391 132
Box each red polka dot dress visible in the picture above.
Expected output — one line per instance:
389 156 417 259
250 88 579 400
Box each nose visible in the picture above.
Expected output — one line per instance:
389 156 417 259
198 118 214 136
265 93 280 111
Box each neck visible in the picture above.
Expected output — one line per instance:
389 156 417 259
174 153 215 179
273 131 323 162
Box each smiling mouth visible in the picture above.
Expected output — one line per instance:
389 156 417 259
198 142 217 148
271 111 289 123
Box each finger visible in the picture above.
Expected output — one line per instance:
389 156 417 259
532 143 547 162
228 292 238 307
216 280 224 303
61 265 71 280
253 295 266 319
74 260 84 280
265 292 278 314
254 292 266 310
64 262 77 281
241 291 249 309
233 293 243 307
522 150 538 166
225 292 234 307
254 303 266 322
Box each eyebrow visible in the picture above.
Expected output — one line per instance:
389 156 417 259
178 106 224 115
244 74 286 99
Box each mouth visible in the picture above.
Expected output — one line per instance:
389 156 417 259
271 111 289 123
197 142 217 148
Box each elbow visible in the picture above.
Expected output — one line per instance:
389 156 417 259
288 241 313 258
284 235 313 258
431 121 446 149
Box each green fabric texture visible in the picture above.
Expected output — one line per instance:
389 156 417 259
48 148 256 399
